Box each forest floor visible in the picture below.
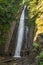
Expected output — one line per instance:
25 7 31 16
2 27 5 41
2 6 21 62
0 50 37 65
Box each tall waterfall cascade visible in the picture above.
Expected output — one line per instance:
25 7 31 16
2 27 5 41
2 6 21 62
13 6 26 58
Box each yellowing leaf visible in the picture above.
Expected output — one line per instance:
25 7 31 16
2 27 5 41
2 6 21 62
35 18 43 26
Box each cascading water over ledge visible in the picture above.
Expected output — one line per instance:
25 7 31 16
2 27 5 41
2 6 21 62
13 5 26 58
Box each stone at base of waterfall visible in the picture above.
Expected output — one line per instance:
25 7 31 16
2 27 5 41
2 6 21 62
13 63 17 65
13 55 21 58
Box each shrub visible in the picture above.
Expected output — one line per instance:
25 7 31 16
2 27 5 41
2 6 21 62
36 51 43 65
33 43 39 52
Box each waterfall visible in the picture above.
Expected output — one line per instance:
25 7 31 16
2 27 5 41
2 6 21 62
25 26 28 49
13 6 26 58
26 26 28 40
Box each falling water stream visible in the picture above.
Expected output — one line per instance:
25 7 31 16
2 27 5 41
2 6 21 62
13 6 26 58
25 26 28 49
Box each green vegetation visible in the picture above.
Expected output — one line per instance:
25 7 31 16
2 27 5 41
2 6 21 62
26 0 43 65
26 0 43 27
0 0 23 27
0 0 23 45
33 43 39 52
36 51 43 65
